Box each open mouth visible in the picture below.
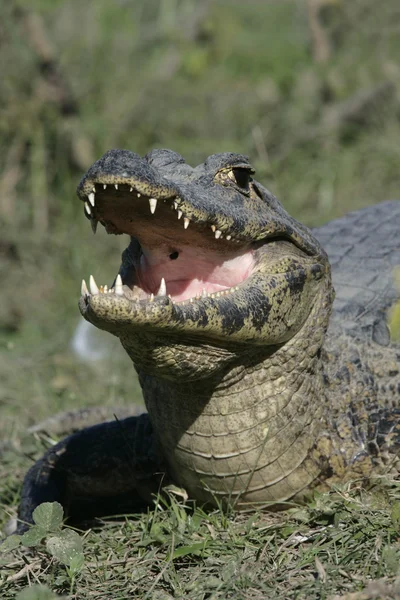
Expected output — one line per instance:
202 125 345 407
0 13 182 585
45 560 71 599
76 150 328 348
79 182 258 305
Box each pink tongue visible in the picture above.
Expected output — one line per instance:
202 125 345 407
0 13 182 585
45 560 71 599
136 245 254 302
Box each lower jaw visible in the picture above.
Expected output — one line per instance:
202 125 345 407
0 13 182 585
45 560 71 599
134 277 237 303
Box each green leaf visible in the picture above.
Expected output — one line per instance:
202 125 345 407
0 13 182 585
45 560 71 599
144 522 167 544
46 529 84 567
382 545 400 576
163 484 189 502
33 502 64 532
67 551 85 574
0 534 21 552
287 508 311 523
16 584 60 600
204 576 223 589
171 541 207 559
21 526 48 547
391 501 400 532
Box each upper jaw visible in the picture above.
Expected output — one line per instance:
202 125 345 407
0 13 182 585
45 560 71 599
76 148 243 243
76 148 323 253
77 180 245 244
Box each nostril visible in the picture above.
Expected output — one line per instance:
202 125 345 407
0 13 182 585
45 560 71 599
169 251 179 260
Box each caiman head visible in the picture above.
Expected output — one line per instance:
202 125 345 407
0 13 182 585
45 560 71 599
77 149 332 381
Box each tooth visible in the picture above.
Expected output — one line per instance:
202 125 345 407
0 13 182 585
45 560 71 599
81 279 89 296
174 201 178 210
150 293 154 302
88 192 95 207
177 210 183 220
137 193 141 198
226 235 232 240
184 217 190 229
157 277 167 297
89 275 99 295
84 202 91 216
91 219 98 234
115 274 124 295
211 225 216 232
92 187 96 193
149 198 158 214
130 187 133 192
202 288 208 297
215 230 222 239
114 184 118 190
103 184 107 190
104 285 108 293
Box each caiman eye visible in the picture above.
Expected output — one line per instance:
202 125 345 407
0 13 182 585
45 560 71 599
227 168 252 190
215 165 254 194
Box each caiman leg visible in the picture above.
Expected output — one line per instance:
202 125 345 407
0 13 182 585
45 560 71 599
17 414 167 533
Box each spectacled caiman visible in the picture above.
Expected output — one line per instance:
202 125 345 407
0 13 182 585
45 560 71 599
17 149 400 530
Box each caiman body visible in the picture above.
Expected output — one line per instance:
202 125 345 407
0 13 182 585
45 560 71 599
18 149 400 528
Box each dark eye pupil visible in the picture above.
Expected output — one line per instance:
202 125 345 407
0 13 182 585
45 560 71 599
233 169 250 188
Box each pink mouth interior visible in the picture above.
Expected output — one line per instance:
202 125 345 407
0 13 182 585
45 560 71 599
95 188 255 302
136 242 254 302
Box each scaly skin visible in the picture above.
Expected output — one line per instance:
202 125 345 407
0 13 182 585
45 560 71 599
17 150 400 530
314 202 400 485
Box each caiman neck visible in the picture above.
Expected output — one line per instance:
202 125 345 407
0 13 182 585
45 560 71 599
136 277 333 508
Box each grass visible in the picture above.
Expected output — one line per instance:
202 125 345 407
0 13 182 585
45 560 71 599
2 482 400 598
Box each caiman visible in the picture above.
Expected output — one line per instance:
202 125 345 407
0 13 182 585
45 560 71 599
17 149 400 530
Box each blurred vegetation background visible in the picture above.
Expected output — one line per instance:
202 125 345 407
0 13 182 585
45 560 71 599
1 0 400 431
